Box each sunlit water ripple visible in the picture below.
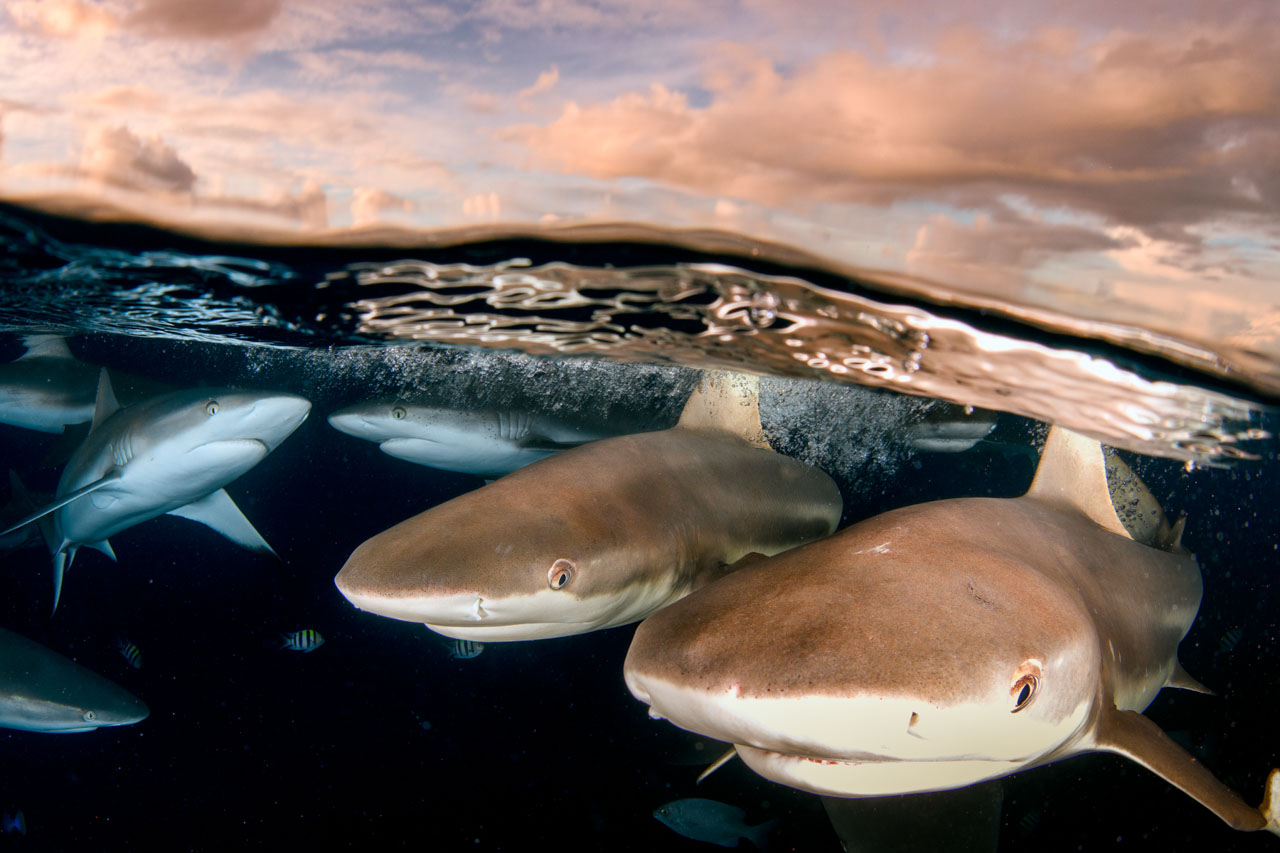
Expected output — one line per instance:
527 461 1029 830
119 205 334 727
0 202 1271 464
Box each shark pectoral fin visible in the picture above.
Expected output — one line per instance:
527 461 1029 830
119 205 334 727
1261 770 1280 836
1095 707 1267 832
677 370 770 449
695 746 739 784
167 489 277 557
1167 661 1214 695
0 471 121 537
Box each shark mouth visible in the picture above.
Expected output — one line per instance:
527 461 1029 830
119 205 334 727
732 742 1016 798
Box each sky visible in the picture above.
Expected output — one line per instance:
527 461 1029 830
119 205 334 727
1 0 1278 357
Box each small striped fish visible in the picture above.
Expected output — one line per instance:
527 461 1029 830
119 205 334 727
116 637 143 670
281 629 325 653
446 638 484 659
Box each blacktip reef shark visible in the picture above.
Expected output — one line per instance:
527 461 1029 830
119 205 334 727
0 626 148 733
624 426 1280 837
328 399 653 479
334 371 842 641
1 371 311 611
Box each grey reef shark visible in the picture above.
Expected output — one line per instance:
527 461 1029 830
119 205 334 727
1 370 311 611
624 426 1280 838
328 398 656 479
0 334 168 434
335 371 843 641
0 626 148 733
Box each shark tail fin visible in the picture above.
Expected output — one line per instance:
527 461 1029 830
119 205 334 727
1094 707 1271 833
676 371 769 449
1024 426 1130 539
1167 661 1214 695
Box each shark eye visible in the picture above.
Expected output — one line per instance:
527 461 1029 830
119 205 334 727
392 406 407 420
205 401 220 416
82 710 96 722
548 559 575 590
1010 660 1042 713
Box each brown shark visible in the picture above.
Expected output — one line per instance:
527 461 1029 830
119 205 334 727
334 371 843 641
624 426 1280 836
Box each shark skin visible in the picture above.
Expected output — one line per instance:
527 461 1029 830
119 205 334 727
334 371 843 641
1 371 311 611
0 626 148 733
624 426 1280 837
328 399 657 479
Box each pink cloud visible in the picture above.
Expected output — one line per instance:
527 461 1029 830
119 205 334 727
351 187 415 226
79 125 197 194
124 0 283 39
517 66 559 99
505 21 1280 254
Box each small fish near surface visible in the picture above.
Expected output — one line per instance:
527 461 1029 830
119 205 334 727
334 370 842 642
0 370 311 612
445 638 484 659
624 426 1280 838
328 399 649 479
281 629 325 653
116 637 143 670
0 626 148 733
653 798 775 849
1 810 25 836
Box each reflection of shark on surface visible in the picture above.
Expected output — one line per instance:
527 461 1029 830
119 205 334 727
0 625 148 733
335 371 842 641
1 371 311 611
328 399 658 478
624 426 1280 837
0 334 168 434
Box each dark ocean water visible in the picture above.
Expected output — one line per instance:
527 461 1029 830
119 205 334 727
0 202 1277 851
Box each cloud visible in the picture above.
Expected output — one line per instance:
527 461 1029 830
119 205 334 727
7 0 117 38
123 0 284 39
79 125 197 194
351 187 415 226
462 191 501 219
905 209 1130 289
504 22 1280 256
517 66 559 99
200 178 329 228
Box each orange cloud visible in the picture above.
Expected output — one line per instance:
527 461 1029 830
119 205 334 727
7 0 117 38
124 0 283 39
506 23 1280 244
351 187 415 226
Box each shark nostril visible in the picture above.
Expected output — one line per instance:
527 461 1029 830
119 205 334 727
471 598 488 620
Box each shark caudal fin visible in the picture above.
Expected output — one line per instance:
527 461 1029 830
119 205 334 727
676 371 769 449
1024 426 1130 539
1094 706 1277 834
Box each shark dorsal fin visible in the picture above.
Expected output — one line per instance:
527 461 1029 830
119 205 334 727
676 371 770 449
90 369 120 434
1024 425 1130 539
19 334 73 360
